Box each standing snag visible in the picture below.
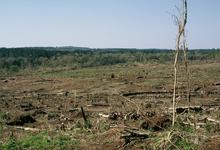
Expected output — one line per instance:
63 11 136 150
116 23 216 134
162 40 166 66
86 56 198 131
172 0 190 126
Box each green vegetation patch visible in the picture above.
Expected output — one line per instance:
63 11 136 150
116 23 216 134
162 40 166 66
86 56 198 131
2 132 80 150
173 137 198 150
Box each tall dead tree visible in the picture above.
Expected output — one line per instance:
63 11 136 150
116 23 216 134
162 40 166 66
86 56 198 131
172 0 190 126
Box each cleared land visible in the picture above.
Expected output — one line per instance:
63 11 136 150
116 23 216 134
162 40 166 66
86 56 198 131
0 58 220 149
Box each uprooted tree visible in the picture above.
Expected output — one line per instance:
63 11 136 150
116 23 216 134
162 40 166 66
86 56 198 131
172 0 191 126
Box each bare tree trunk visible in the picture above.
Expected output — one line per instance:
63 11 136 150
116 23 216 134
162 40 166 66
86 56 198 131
172 0 188 127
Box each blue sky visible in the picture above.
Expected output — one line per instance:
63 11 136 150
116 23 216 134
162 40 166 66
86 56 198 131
0 0 219 49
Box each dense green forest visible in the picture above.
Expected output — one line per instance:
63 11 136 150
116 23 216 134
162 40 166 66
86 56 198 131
0 47 219 73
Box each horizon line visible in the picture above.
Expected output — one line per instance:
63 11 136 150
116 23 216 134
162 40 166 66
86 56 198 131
0 45 219 50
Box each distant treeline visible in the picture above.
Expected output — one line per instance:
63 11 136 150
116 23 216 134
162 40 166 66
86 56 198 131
0 47 219 72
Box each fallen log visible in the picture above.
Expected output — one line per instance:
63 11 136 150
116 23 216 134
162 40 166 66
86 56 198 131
169 106 203 114
207 117 220 124
12 126 40 131
182 121 205 129
98 113 109 118
122 91 172 97
121 128 150 144
87 103 110 107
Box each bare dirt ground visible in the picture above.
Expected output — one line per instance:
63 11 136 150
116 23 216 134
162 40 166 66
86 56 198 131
0 62 220 149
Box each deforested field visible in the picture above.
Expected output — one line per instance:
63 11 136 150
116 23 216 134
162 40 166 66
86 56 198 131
0 48 220 149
